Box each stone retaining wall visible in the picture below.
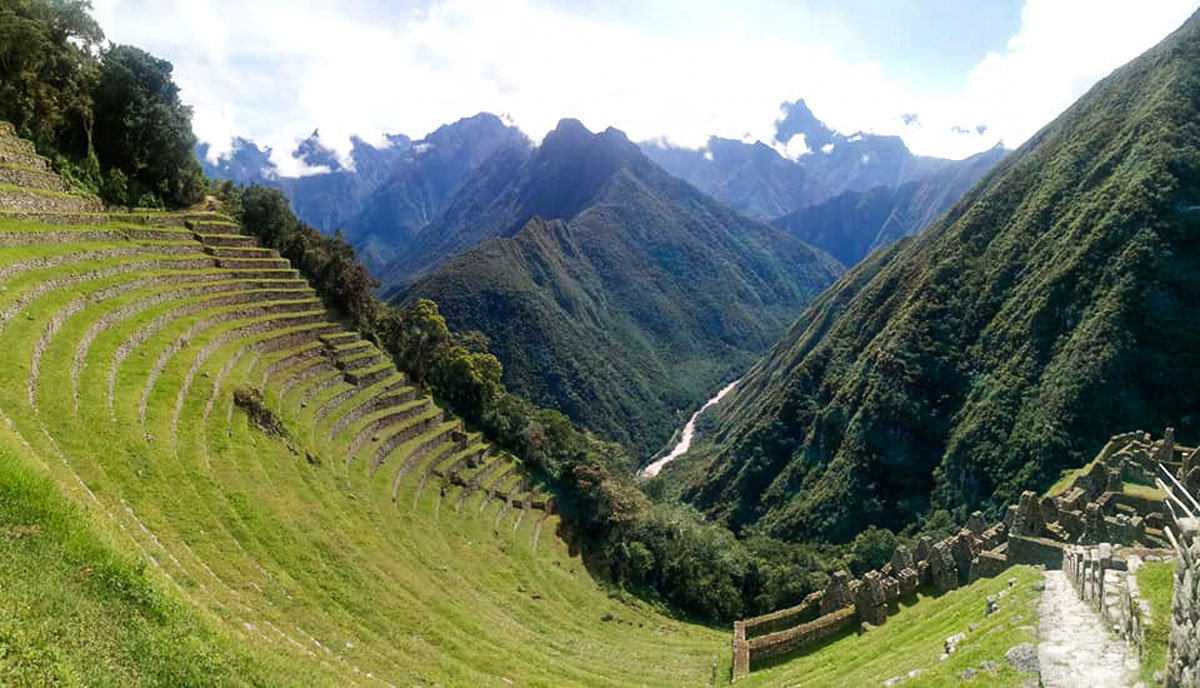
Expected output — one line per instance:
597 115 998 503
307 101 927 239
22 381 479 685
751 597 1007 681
1168 517 1200 687
1064 545 1152 659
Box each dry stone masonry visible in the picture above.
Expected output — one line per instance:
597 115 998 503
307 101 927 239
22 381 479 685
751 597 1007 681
732 429 1185 680
0 119 557 558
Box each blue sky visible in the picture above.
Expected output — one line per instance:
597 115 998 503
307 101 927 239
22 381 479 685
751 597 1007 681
91 0 1199 174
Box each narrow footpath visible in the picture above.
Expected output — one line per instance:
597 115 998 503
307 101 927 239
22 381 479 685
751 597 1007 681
1037 570 1140 687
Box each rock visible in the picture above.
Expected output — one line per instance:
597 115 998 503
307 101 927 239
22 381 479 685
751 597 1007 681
945 632 966 654
1007 577 1016 587
1154 670 1164 683
968 622 979 632
906 669 922 678
939 653 949 662
882 677 905 688
985 594 999 616
601 613 613 621
1032 580 1045 592
957 667 977 680
980 660 998 674
1005 643 1039 673
891 544 915 573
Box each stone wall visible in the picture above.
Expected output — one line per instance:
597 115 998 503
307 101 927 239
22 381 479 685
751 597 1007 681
1168 517 1200 687
730 429 1182 681
731 511 1015 680
1063 545 1153 659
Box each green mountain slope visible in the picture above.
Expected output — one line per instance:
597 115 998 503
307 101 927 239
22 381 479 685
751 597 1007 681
401 123 844 457
687 9 1200 542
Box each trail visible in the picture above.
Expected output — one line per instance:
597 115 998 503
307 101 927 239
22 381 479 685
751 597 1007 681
1037 570 1140 687
640 378 739 477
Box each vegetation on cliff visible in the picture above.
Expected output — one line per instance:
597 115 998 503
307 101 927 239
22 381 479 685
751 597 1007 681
689 8 1200 543
399 120 843 457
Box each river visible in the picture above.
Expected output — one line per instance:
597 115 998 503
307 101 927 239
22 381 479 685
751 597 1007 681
639 378 740 477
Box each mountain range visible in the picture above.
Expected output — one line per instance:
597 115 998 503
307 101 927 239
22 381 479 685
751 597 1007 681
399 120 844 455
684 10 1200 543
200 101 1007 458
200 113 530 272
640 99 978 221
772 144 1007 265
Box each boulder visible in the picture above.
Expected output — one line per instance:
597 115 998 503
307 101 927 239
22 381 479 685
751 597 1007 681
1004 643 1039 673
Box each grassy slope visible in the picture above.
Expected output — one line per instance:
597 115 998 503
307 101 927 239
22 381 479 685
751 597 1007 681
738 566 1043 687
694 9 1200 542
1138 560 1174 682
0 222 730 685
0 420 276 686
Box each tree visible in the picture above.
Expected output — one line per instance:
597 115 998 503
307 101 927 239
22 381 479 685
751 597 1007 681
91 44 204 206
0 0 102 154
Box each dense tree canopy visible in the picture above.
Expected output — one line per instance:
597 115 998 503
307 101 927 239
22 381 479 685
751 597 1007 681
0 0 204 207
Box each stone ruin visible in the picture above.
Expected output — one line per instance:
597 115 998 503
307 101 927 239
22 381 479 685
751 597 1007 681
731 429 1186 680
732 509 1014 679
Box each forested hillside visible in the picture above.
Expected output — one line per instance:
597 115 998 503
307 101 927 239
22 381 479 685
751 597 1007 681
687 8 1200 543
400 120 843 456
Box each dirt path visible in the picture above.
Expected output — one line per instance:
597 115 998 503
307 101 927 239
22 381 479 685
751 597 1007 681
1037 570 1140 687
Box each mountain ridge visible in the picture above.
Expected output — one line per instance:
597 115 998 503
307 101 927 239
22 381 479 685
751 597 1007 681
400 120 844 455
686 8 1200 542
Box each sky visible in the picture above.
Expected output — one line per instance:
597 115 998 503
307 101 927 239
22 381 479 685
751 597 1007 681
90 0 1200 175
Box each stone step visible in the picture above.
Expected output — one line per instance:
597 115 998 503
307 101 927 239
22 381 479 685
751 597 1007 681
107 211 237 229
336 350 383 372
368 416 448 472
204 246 279 260
0 210 108 225
191 221 242 234
345 363 395 388
195 233 259 248
215 257 291 270
225 268 301 280
0 134 38 157
0 186 102 214
0 146 51 172
122 228 195 242
0 163 71 192
320 332 360 347
443 446 492 483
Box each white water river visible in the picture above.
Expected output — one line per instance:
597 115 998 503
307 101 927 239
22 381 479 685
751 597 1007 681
639 379 740 477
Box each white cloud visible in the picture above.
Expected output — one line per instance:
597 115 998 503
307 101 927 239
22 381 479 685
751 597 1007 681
772 133 810 161
821 143 835 154
90 0 1199 166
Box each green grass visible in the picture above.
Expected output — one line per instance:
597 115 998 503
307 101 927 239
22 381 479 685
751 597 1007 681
1044 460 1097 498
0 181 88 199
738 566 1044 687
0 417 277 686
1123 482 1167 500
0 225 733 685
1137 560 1174 682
